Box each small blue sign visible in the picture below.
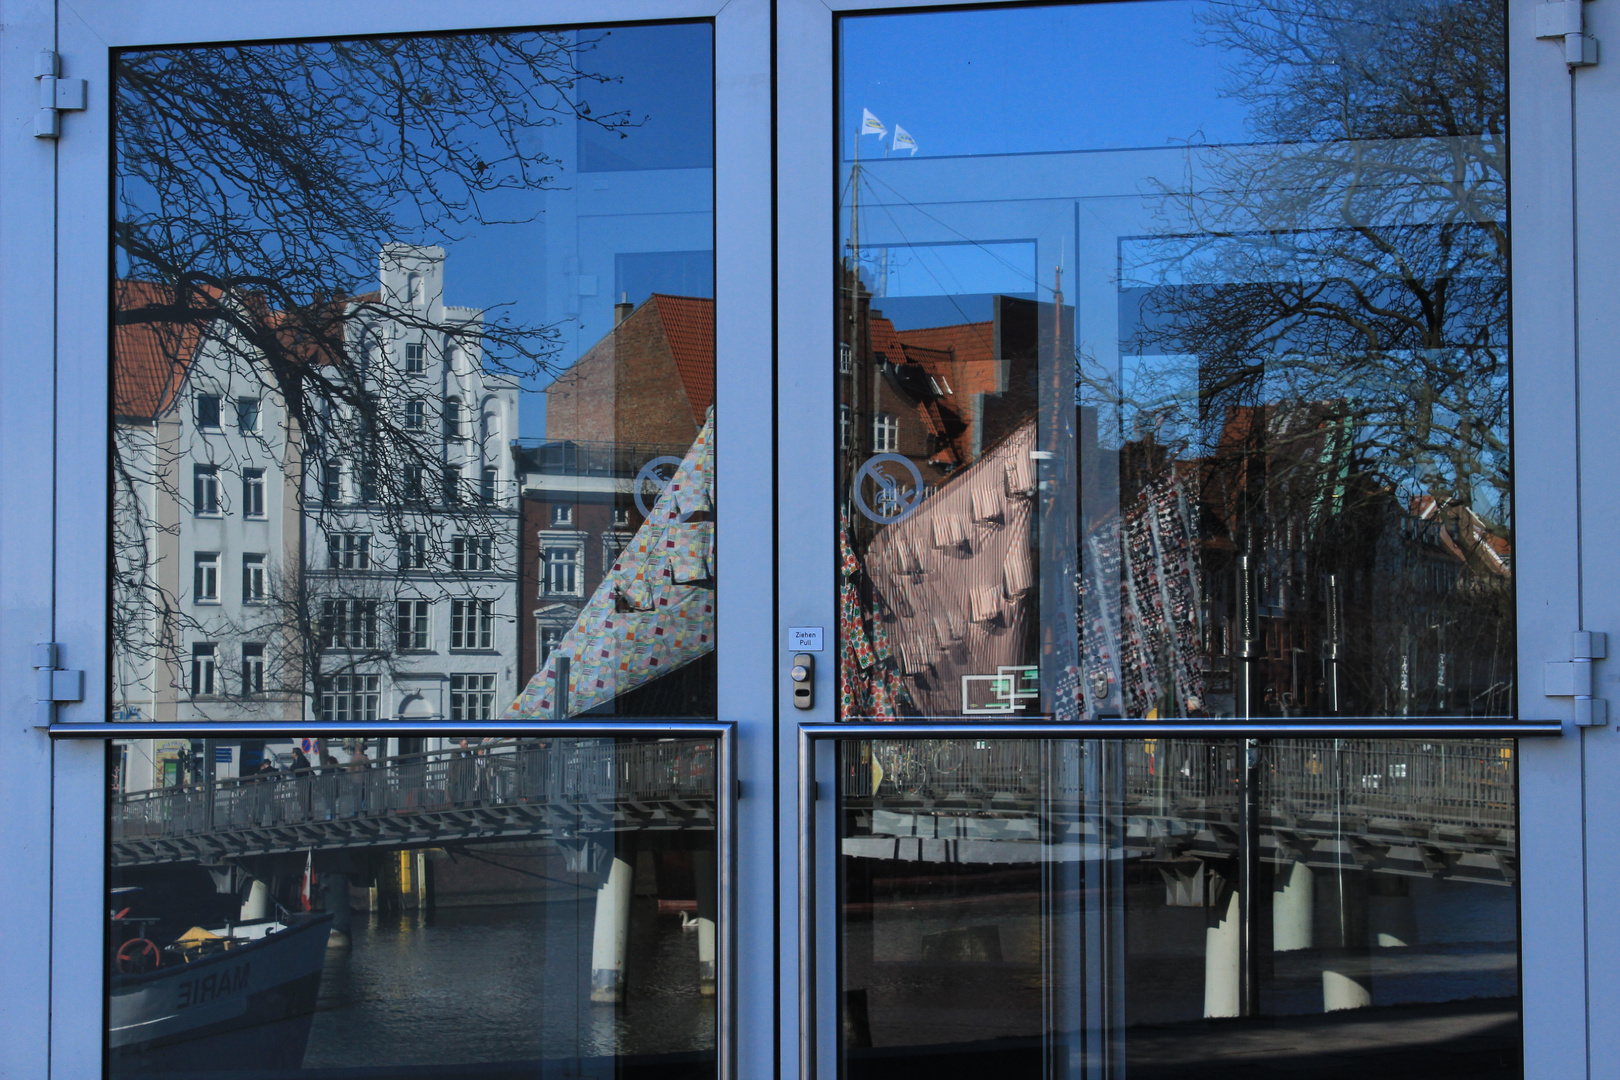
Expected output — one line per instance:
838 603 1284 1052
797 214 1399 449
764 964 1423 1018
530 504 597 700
214 746 233 763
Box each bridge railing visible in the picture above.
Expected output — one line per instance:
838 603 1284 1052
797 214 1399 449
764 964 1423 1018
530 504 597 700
114 737 718 843
840 737 1514 829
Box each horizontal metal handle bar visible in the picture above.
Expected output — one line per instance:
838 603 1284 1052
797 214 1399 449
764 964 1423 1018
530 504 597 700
49 720 736 740
802 720 1563 739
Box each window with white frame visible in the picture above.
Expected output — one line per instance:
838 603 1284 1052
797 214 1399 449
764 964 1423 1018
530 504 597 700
322 599 379 650
241 643 265 696
405 341 426 375
193 552 219 602
327 532 372 570
452 534 494 571
481 467 498 504
839 404 852 449
543 546 581 597
839 341 852 373
612 507 630 528
193 465 221 515
450 598 494 650
320 673 380 723
242 553 265 602
190 642 217 697
404 464 425 503
445 397 466 442
242 468 266 518
450 673 496 721
405 399 426 430
398 531 428 570
539 625 564 667
236 396 261 434
323 459 342 504
395 599 430 650
873 412 899 453
443 465 462 505
551 504 573 527
195 392 222 430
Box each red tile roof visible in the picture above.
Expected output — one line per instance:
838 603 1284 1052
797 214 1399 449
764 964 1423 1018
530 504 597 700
114 280 219 419
651 294 715 422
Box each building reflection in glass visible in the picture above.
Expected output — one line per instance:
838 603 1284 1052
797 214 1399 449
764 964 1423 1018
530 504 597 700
836 0 1511 721
837 737 1520 1079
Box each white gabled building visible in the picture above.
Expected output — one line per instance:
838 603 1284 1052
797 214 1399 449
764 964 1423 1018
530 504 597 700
309 244 521 729
112 246 521 789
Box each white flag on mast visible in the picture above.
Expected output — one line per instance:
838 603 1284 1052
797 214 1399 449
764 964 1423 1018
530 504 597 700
892 125 918 155
861 108 887 139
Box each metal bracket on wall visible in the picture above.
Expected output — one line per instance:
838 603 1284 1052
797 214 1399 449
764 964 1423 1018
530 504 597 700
33 642 84 726
1537 0 1600 67
33 50 88 139
1545 631 1608 726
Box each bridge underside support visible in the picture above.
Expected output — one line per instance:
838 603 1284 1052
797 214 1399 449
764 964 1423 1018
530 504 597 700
1272 861 1314 952
591 853 635 1003
1204 885 1241 1018
693 846 717 998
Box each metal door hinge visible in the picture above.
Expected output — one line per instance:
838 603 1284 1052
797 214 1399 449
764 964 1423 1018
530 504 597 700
1545 631 1607 726
1538 0 1600 67
34 642 84 725
34 50 88 139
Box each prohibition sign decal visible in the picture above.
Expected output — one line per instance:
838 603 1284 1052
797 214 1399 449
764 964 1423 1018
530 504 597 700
633 456 695 522
853 453 925 524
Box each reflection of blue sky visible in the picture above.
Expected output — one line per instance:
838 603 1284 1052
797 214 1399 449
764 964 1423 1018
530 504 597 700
119 24 713 444
840 1 1252 161
864 241 1035 298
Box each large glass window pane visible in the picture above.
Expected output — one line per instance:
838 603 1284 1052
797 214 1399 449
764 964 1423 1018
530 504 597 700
835 737 1519 1078
112 22 715 727
110 735 720 1076
836 0 1510 721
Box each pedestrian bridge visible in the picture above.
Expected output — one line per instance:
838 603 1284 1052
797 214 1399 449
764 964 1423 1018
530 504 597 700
113 736 1515 886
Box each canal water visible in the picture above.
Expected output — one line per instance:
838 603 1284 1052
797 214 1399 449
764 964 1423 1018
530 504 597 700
303 898 715 1070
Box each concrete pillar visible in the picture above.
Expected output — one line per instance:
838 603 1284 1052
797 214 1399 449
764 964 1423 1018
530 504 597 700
325 872 353 947
239 878 272 921
1368 874 1416 948
693 846 718 998
1204 886 1241 1018
1272 861 1314 952
590 856 634 1003
1322 965 1372 1011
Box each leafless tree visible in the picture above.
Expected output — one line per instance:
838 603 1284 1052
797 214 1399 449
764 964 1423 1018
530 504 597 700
112 30 635 714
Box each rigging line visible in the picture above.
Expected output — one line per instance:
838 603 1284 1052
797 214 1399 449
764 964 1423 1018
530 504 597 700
865 196 984 333
858 168 1052 296
864 191 997 352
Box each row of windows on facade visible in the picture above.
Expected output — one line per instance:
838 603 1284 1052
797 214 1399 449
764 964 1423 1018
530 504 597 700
546 504 632 529
315 673 498 724
194 394 263 435
185 600 494 698
318 597 496 651
319 463 503 507
188 536 501 605
188 463 504 515
186 647 495 722
193 345 473 429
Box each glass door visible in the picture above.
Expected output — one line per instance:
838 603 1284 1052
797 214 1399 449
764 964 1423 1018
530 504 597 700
777 0 1577 1076
44 2 775 1077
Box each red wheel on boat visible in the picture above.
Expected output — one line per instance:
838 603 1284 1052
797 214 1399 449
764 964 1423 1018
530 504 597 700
117 937 161 973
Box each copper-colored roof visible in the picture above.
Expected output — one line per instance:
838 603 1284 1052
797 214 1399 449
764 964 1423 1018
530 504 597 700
651 294 715 421
114 280 219 419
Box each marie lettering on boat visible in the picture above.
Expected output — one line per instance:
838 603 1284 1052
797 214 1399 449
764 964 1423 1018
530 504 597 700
176 962 250 1009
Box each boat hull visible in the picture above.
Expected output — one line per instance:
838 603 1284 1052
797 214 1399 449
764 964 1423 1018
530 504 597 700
110 914 332 1072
